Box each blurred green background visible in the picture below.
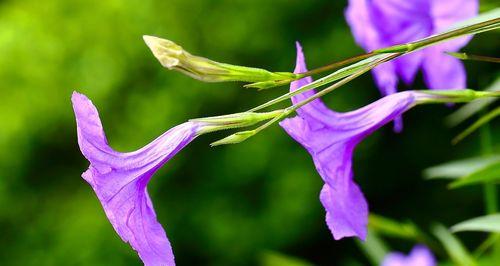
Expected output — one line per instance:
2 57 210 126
0 0 498 265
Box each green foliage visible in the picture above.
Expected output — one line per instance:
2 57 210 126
432 224 477 266
450 161 500 188
423 156 500 180
452 214 500 233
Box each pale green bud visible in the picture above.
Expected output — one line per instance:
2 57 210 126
143 35 297 83
210 130 256 146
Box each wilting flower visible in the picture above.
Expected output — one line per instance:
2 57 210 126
72 92 207 266
382 245 436 266
345 0 478 95
345 0 478 131
280 43 448 240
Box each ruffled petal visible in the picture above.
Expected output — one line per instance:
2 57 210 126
281 45 421 240
72 92 201 266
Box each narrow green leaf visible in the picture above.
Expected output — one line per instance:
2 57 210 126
449 162 500 189
260 251 312 266
356 229 389 266
446 52 500 63
432 224 477 266
451 214 500 233
423 156 500 180
452 106 500 144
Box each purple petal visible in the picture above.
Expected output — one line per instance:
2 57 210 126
429 0 479 51
372 62 398 97
72 92 202 266
345 0 384 51
382 245 436 266
422 47 466 90
345 0 477 97
281 45 421 240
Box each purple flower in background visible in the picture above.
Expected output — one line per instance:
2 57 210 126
346 0 478 94
72 92 206 266
345 0 478 131
280 43 434 240
382 245 436 266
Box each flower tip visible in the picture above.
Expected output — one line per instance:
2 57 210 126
142 35 159 48
295 41 304 53
143 35 182 69
71 91 89 106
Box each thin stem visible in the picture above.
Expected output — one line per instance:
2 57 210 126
478 115 500 258
375 18 500 53
447 52 500 63
248 53 399 136
299 52 375 77
479 115 497 214
248 53 397 112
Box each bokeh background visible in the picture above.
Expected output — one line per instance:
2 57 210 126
0 0 499 265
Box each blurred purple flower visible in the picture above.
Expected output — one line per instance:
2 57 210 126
72 92 205 266
280 43 434 240
382 245 436 266
345 0 478 93
345 0 478 131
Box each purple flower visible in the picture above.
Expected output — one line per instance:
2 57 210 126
345 0 478 94
345 0 478 131
72 92 205 266
382 245 436 266
280 43 434 240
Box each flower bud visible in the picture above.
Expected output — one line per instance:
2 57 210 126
210 130 256 146
143 35 297 83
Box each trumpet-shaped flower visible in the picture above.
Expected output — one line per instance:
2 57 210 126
382 245 436 266
72 92 208 266
345 0 478 95
280 43 439 240
345 0 477 131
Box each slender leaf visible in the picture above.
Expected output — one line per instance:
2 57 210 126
423 156 500 180
452 106 500 144
432 224 477 266
449 162 500 188
452 214 500 233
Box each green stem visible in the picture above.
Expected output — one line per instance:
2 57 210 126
478 110 500 258
299 52 375 77
374 18 500 53
446 52 500 63
479 116 497 214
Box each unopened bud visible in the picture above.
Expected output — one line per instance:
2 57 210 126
210 130 256 146
143 35 297 83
